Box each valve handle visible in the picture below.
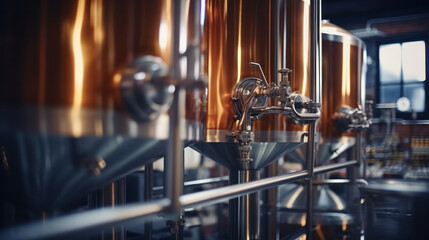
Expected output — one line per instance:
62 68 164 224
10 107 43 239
250 62 269 86
278 68 292 86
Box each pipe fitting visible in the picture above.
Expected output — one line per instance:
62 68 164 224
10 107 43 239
231 62 321 162
334 105 370 132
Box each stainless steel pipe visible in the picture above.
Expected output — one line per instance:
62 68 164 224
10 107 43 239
313 160 358 175
165 0 185 213
305 0 321 238
238 170 261 240
144 164 154 240
0 199 171 240
180 171 308 208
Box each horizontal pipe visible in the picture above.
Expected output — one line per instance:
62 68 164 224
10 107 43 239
0 199 171 240
312 178 368 186
313 160 358 175
180 171 308 208
153 176 229 195
184 176 229 187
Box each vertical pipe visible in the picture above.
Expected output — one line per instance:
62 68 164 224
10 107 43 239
265 163 278 240
165 0 184 213
305 0 321 238
239 170 261 240
262 0 282 236
313 0 322 105
305 123 315 240
89 180 126 240
144 164 153 240
229 170 239 240
217 165 227 238
354 131 363 238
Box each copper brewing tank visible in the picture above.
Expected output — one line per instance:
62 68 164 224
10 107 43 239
278 21 366 239
192 0 319 170
320 21 365 139
285 21 366 165
0 0 204 212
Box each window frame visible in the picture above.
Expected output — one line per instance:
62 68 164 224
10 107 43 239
376 34 429 120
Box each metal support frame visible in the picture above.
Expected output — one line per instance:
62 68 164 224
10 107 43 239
304 0 321 239
262 162 279 240
165 0 185 214
353 130 364 238
228 171 239 240
0 161 361 240
306 122 316 239
144 163 153 240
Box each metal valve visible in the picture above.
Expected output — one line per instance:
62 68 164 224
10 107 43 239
278 68 292 86
334 105 370 132
231 62 321 162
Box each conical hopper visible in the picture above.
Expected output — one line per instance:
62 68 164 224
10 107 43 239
285 137 356 166
0 107 177 211
192 141 304 170
0 134 166 211
278 183 347 212
278 183 357 239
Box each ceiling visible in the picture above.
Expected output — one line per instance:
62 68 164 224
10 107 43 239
322 0 429 38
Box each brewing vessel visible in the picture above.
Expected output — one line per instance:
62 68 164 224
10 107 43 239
0 0 204 214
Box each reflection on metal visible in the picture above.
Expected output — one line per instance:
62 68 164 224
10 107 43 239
286 137 356 166
72 0 86 110
279 184 346 211
285 185 305 209
279 212 355 240
193 141 304 170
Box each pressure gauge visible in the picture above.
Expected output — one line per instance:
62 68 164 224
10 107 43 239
396 97 410 112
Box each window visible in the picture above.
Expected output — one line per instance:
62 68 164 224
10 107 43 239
378 40 427 118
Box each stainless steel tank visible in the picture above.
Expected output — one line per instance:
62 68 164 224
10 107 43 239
0 0 204 214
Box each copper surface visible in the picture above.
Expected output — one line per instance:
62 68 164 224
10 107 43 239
0 0 172 110
204 0 314 135
321 22 364 138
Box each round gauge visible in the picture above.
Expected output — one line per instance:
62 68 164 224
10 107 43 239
396 97 410 112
